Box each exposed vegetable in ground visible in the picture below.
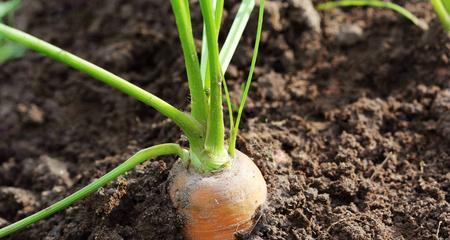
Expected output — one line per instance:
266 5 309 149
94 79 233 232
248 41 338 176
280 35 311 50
0 0 266 239
169 150 266 239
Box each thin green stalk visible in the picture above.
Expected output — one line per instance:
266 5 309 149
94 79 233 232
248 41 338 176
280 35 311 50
317 0 429 30
200 0 224 96
431 0 450 31
213 0 235 136
0 144 188 238
215 0 224 34
223 75 234 135
171 0 208 124
219 0 255 74
218 0 255 137
229 0 264 156
199 0 227 165
202 0 256 138
200 0 223 87
0 24 203 139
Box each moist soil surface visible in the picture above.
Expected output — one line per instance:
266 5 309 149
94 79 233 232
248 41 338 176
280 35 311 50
1 0 449 239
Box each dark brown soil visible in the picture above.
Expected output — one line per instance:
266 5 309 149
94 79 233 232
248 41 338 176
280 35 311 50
0 0 449 239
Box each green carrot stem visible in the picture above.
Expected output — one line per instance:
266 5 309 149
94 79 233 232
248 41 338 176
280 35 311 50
199 0 226 159
223 76 234 135
171 0 208 124
0 144 188 238
219 0 255 75
0 23 203 139
200 0 223 90
215 0 224 33
200 0 257 140
431 0 450 31
214 0 235 136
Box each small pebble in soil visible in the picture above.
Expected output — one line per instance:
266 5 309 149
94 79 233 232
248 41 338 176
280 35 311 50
317 193 330 204
40 155 73 187
337 24 364 46
0 217 8 228
16 103 45 124
432 89 450 114
265 1 284 31
0 187 37 217
305 187 318 200
290 0 321 33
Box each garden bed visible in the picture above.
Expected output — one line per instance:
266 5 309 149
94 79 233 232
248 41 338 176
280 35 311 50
0 0 449 239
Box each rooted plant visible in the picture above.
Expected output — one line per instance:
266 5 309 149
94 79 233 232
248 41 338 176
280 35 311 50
0 0 266 239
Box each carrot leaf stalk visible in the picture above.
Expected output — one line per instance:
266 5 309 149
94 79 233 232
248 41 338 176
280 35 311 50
0 24 204 140
170 0 208 125
431 0 450 31
0 144 188 238
198 0 229 170
201 0 256 144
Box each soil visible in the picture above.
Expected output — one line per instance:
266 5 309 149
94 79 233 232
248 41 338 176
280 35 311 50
0 0 449 239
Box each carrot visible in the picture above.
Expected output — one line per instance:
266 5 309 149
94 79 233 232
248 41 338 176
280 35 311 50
169 150 267 239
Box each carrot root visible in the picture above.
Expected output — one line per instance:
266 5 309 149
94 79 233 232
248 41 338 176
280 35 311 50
168 150 267 240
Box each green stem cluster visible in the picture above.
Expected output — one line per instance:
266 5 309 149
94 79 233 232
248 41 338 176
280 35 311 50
0 0 265 172
169 0 265 170
198 0 226 164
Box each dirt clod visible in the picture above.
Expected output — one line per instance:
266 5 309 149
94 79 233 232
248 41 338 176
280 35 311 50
336 24 364 46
